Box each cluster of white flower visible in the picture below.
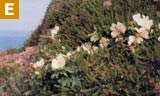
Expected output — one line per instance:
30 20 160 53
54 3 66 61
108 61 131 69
33 54 66 70
50 26 60 39
89 32 109 48
33 25 66 70
77 38 109 55
33 13 159 71
110 13 154 46
128 13 153 45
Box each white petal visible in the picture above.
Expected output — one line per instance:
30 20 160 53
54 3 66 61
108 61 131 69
51 29 58 35
117 22 126 33
111 31 119 38
57 54 65 60
66 52 72 59
57 56 66 68
90 35 99 42
55 26 60 31
99 37 109 48
110 23 117 31
140 31 149 39
52 54 66 70
51 59 59 69
136 27 149 39
136 37 143 44
50 26 60 39
33 59 45 68
133 13 142 24
89 32 99 42
133 13 153 30
128 36 135 45
143 16 153 30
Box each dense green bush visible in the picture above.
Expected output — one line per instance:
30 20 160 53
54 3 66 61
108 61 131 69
24 0 158 47
24 0 160 95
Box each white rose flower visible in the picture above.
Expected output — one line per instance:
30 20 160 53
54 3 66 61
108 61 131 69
33 58 45 68
50 26 60 39
135 27 149 39
89 32 99 42
110 22 126 38
128 35 143 46
128 27 150 46
133 13 153 30
99 37 109 48
103 0 112 10
51 54 66 70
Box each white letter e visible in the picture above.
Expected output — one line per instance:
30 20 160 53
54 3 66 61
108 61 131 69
5 3 14 15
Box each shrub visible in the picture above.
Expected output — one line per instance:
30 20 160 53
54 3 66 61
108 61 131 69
6 48 20 55
24 0 157 47
25 0 160 95
0 65 29 96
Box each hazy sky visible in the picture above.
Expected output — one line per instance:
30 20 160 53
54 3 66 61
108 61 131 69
0 0 51 36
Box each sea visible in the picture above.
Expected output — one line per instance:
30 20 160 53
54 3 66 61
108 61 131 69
0 36 28 50
0 30 31 51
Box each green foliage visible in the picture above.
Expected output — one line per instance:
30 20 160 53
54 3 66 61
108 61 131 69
0 65 29 96
27 41 160 95
27 66 89 95
24 0 157 48
24 0 160 96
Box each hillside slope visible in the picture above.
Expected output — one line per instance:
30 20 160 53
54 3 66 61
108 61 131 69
22 0 160 95
24 0 159 48
0 0 160 95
